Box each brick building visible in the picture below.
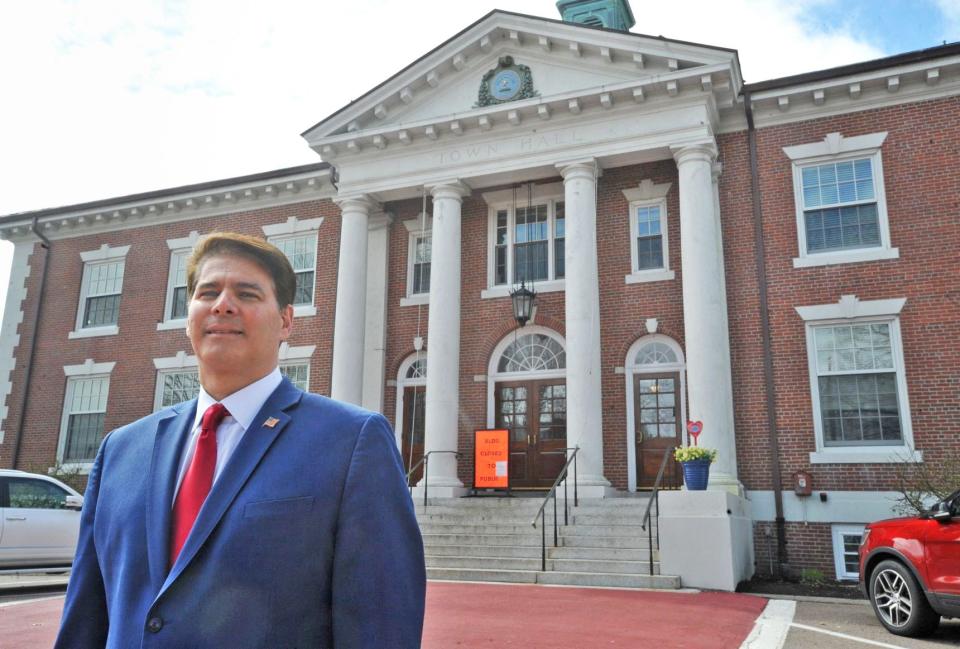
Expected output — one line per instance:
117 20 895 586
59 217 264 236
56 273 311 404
1 3 957 581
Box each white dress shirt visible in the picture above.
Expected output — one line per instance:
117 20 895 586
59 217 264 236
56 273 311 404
172 367 283 503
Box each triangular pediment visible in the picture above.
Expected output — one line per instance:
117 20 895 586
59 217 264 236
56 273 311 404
302 10 741 150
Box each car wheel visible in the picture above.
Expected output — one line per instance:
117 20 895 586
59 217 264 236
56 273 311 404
869 559 940 637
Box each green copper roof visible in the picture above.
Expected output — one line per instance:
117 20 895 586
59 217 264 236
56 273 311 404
555 0 636 32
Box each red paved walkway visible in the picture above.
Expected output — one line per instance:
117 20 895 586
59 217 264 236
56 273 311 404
3 583 767 648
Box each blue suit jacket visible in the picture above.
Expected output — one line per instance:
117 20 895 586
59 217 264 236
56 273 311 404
55 378 426 649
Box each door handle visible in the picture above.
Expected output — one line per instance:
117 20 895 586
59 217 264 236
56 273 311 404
5 516 26 521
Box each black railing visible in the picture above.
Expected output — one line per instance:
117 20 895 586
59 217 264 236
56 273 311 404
640 446 674 576
530 447 581 572
406 451 460 508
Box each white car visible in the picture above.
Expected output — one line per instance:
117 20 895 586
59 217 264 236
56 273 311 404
0 469 83 568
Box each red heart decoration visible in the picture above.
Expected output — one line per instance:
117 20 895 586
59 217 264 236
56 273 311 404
687 420 703 446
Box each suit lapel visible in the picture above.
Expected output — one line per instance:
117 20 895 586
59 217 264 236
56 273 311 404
162 379 303 590
145 400 197 591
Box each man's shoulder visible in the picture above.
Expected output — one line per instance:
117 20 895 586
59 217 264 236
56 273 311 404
106 401 194 445
293 393 391 435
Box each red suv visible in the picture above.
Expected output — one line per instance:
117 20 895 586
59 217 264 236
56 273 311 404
859 488 960 637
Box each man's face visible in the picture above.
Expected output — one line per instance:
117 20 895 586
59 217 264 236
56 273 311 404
186 254 293 388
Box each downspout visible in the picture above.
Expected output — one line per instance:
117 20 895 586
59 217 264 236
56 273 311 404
743 90 788 575
10 218 52 469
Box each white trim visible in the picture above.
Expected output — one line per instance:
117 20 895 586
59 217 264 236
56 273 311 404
63 359 116 376
395 352 428 453
786 132 895 266
79 244 130 263
621 179 672 202
832 524 866 581
0 242 34 444
783 131 888 160
481 279 565 300
165 231 203 251
404 217 432 301
261 216 324 237
160 247 191 327
153 367 200 412
800 301 917 464
624 334 687 492
152 351 198 370
481 182 564 206
402 215 432 233
265 230 319 315
486 326 567 429
625 192 672 278
795 295 907 321
292 305 317 317
156 319 186 332
747 490 902 523
68 325 119 339
277 342 316 361
399 294 430 307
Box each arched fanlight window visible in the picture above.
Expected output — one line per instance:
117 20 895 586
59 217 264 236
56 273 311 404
634 341 679 366
405 358 427 380
497 333 566 373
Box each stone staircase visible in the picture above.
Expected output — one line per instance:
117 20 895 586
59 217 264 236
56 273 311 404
415 496 681 589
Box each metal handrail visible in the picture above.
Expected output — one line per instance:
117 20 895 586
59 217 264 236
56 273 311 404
406 450 460 508
530 447 580 572
640 446 675 576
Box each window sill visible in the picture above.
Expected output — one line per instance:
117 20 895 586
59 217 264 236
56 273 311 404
793 247 899 268
68 325 119 340
481 280 565 300
400 294 430 307
54 462 93 475
809 448 922 464
624 269 675 284
293 305 317 318
156 319 186 331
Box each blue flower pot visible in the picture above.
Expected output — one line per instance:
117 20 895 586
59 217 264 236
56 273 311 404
681 459 711 491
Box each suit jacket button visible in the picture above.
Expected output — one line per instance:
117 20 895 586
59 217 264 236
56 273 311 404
147 617 163 633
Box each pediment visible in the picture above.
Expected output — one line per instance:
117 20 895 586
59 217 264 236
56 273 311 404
302 10 741 152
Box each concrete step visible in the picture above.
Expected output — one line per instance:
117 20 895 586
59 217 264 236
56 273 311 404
425 555 662 575
424 544 544 558
421 533 543 547
419 523 546 535
558 535 649 549
559 524 648 537
548 546 653 561
426 567 681 590
427 567 539 584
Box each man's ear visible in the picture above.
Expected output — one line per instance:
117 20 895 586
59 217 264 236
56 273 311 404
279 304 294 340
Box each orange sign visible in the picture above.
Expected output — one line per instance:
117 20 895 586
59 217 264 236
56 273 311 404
474 429 509 489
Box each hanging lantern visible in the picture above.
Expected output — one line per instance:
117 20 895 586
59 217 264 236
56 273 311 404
510 279 536 327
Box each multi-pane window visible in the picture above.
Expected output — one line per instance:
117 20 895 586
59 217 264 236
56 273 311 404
412 234 431 295
157 370 201 409
281 363 309 391
271 234 317 306
492 200 565 286
62 376 110 463
636 377 677 439
81 261 124 328
167 250 190 321
814 323 902 446
832 525 865 580
801 158 880 253
635 205 665 270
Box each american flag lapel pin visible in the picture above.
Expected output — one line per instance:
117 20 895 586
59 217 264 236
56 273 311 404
264 417 280 428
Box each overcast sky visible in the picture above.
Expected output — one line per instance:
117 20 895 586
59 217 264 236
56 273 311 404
0 0 957 317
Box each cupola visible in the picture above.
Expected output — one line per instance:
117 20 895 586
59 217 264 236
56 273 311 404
556 0 636 31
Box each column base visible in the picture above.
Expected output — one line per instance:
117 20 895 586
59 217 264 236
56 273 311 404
571 474 616 499
705 471 745 497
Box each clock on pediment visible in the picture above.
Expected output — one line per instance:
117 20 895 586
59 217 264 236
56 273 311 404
476 56 538 107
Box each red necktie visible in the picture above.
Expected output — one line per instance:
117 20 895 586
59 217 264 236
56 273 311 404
169 403 228 567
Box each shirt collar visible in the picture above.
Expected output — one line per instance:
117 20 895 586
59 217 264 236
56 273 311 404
194 367 283 432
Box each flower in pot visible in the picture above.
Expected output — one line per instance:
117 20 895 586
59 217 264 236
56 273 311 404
674 446 717 491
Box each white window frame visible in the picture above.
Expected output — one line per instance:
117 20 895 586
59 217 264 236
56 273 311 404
832 524 865 581
394 352 427 453
59 359 116 472
158 231 204 331
622 180 675 284
796 295 919 464
401 215 432 307
481 183 566 299
153 351 200 410
784 132 898 268
69 244 130 339
278 342 315 392
263 217 324 317
485 325 566 428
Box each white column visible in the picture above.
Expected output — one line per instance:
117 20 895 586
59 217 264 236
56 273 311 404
557 159 612 497
672 143 740 493
331 195 375 405
420 180 470 498
362 211 392 413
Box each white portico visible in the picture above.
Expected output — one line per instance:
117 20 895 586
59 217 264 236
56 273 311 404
304 8 746 496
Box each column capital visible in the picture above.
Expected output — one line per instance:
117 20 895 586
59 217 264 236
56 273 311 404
670 142 718 166
556 158 601 182
711 161 723 184
333 193 378 213
427 180 471 202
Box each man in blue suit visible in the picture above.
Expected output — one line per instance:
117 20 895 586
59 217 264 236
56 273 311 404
55 232 426 649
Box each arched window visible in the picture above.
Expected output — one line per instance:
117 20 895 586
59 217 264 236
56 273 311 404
405 358 427 380
497 333 566 373
634 340 679 366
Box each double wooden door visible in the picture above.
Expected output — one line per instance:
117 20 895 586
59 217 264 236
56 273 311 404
495 380 567 489
634 373 682 489
401 386 425 484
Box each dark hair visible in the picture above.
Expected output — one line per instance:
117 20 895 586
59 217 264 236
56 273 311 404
185 232 296 309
